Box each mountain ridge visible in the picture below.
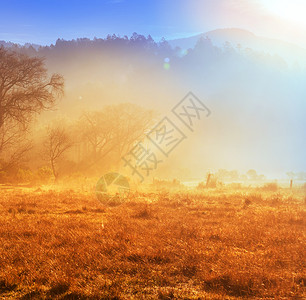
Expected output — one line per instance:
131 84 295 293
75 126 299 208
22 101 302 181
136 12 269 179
2 28 306 66
168 28 306 66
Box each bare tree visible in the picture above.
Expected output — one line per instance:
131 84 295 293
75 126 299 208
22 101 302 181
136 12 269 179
43 124 73 182
0 47 64 129
78 110 115 161
109 103 155 159
77 103 155 171
0 47 64 172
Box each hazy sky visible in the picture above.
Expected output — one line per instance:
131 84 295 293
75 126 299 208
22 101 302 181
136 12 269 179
1 0 306 47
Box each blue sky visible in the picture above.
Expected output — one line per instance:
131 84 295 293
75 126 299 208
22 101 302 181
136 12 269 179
0 0 196 44
1 0 306 46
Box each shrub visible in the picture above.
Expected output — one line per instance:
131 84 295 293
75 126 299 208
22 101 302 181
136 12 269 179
35 166 53 183
261 182 278 191
0 171 8 183
16 168 34 182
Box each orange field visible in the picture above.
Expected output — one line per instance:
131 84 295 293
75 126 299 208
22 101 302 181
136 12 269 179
0 186 305 299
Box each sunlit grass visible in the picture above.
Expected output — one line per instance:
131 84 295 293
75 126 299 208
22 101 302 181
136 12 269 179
0 187 305 299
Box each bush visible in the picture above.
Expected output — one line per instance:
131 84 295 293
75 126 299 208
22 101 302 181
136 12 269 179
35 167 53 183
16 168 34 182
228 183 243 189
197 182 206 190
0 171 8 183
261 182 278 191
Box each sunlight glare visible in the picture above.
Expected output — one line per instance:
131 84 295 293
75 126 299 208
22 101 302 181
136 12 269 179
262 0 306 28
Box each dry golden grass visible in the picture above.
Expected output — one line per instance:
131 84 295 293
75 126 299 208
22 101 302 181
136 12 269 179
0 187 305 299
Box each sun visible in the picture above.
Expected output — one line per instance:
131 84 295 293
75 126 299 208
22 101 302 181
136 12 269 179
261 0 306 28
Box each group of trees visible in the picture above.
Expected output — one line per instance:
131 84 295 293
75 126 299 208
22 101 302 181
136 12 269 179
286 172 306 181
0 47 155 183
2 33 290 69
215 169 265 182
0 47 63 180
40 104 155 182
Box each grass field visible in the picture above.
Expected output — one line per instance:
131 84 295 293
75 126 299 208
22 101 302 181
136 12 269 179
0 186 305 299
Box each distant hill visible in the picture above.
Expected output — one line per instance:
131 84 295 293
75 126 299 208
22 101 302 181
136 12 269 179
169 28 306 66
2 28 306 66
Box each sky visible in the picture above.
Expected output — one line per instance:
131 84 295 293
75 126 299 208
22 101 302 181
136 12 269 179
0 0 306 47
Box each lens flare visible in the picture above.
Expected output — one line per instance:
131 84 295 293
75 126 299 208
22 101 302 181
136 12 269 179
163 62 170 70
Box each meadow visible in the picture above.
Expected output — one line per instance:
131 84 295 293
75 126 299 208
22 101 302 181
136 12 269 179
0 185 305 299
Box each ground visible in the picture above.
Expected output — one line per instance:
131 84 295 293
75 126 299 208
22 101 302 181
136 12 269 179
0 186 305 299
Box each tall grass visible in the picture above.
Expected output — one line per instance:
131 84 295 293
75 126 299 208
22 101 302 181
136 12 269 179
0 188 305 299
